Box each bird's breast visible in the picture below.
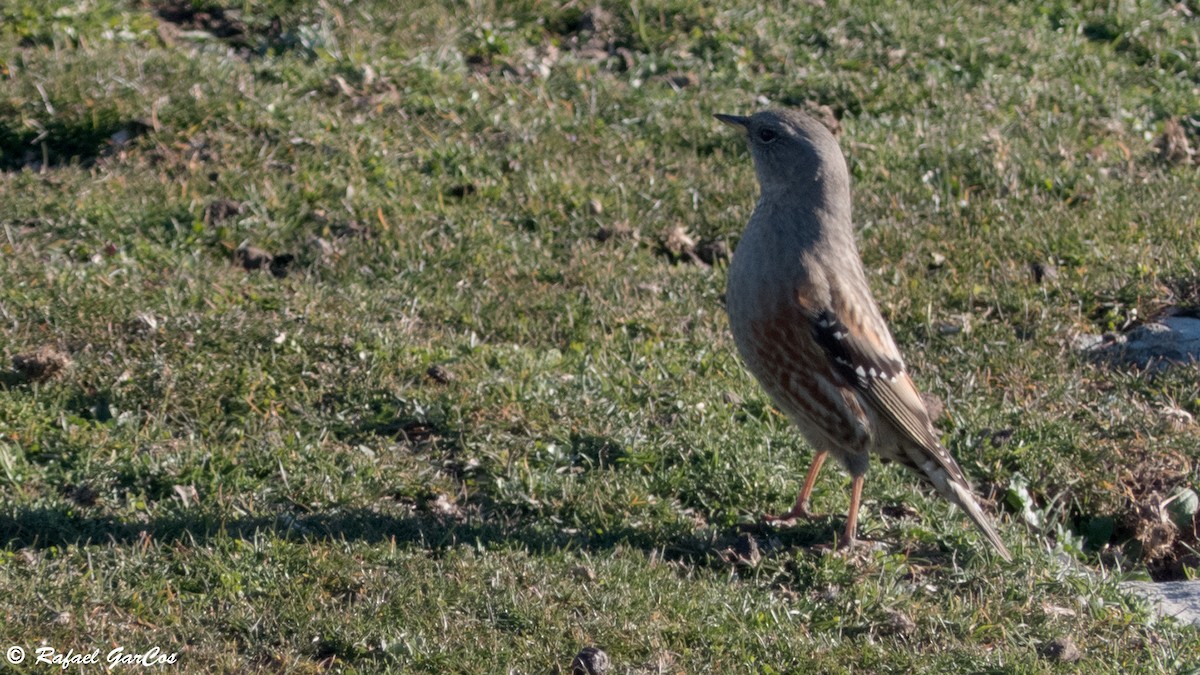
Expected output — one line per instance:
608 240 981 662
726 208 822 346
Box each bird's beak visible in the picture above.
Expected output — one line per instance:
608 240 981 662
714 113 751 129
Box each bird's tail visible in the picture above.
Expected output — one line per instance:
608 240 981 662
944 477 1012 562
913 451 1012 561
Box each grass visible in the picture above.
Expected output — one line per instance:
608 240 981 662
1 0 1199 671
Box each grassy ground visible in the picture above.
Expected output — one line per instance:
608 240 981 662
1 0 1199 671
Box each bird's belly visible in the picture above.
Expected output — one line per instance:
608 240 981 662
728 299 874 458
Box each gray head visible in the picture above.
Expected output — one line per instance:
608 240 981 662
715 109 848 201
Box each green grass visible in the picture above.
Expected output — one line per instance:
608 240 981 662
2 0 1199 671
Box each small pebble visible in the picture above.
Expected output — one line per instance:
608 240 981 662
1039 636 1082 663
571 646 609 675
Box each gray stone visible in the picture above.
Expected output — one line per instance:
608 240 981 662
1087 316 1200 369
572 646 609 675
1120 581 1200 625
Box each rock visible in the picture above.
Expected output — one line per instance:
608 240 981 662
426 364 454 384
571 646 609 675
1121 581 1200 626
1071 331 1105 352
1039 636 1082 662
1086 316 1200 369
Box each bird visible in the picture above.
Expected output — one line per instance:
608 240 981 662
716 108 1011 561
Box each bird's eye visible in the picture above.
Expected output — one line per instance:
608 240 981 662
758 128 778 143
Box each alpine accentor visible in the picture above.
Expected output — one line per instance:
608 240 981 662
717 109 1010 560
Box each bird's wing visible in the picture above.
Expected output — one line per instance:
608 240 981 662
806 303 969 484
792 280 1011 560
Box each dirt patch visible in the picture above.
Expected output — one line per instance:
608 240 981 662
1153 116 1198 166
234 244 294 278
0 116 150 172
153 1 252 46
548 6 635 69
655 225 729 267
592 221 638 243
801 101 842 137
203 198 243 224
1115 448 1198 580
10 347 72 382
150 1 286 57
1162 276 1200 310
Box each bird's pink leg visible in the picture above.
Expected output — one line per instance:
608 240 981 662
838 473 865 549
762 450 829 522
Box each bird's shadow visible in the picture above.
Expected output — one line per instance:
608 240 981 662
0 496 869 572
0 409 962 570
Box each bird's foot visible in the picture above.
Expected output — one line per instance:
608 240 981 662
761 504 825 525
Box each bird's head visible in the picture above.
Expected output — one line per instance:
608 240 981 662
715 109 847 199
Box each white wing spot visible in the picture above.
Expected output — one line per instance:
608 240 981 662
855 365 866 377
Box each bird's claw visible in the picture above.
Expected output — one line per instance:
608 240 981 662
761 505 826 525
